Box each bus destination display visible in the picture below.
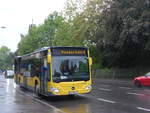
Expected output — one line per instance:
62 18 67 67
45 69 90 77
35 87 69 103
52 48 87 56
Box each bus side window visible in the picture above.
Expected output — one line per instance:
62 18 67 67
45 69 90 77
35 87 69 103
30 58 42 77
28 64 32 71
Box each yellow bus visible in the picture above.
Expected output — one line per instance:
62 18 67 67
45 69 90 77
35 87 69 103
14 47 92 96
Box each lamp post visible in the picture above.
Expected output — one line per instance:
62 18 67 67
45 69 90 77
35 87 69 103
0 26 6 29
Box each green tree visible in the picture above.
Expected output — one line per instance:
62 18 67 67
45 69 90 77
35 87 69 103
54 0 104 68
93 0 150 68
0 46 14 70
18 12 64 55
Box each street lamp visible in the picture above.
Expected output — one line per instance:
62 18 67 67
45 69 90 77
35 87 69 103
0 26 6 29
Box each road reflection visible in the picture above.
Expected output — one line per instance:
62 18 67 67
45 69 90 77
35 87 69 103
13 80 17 89
6 79 10 93
136 88 150 105
40 94 91 113
61 104 90 113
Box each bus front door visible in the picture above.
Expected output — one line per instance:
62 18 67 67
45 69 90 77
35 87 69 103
40 58 48 94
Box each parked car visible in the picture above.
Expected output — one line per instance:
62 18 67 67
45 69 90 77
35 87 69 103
5 70 14 78
133 72 150 87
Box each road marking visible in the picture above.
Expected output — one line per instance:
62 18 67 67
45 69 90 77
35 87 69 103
100 84 110 87
119 87 132 89
17 90 66 113
127 92 145 96
80 94 116 104
97 98 116 103
98 88 111 92
137 107 150 112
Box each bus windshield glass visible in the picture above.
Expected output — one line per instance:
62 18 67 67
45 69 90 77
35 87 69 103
52 56 89 82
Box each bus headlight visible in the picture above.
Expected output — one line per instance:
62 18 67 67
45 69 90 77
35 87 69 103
85 85 92 90
51 87 59 93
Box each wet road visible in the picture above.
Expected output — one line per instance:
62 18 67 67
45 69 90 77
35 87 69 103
0 75 150 113
0 75 63 113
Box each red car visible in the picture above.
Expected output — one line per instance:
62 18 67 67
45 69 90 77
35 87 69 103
134 72 150 87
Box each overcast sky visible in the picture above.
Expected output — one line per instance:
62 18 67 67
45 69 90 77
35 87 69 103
0 0 66 52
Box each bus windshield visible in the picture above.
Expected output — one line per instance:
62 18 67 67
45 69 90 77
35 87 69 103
52 56 89 82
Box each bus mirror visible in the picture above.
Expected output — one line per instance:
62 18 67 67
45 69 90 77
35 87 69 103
89 57 92 65
47 55 51 63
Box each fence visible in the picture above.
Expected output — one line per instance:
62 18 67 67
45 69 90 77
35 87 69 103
93 67 150 79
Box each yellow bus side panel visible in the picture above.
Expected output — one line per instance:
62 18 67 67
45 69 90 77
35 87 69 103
27 77 33 87
26 77 40 88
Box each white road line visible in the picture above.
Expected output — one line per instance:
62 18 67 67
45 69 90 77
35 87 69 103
127 92 145 96
118 83 129 85
98 88 111 91
100 84 110 87
80 94 116 104
137 107 150 112
97 98 116 104
119 87 132 90
17 90 66 113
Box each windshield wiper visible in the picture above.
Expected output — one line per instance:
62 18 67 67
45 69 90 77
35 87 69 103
73 77 89 81
54 77 89 83
54 78 73 83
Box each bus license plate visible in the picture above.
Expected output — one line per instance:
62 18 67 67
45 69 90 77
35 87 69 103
69 91 78 95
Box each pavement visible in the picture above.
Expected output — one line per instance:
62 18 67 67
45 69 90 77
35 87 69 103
0 75 150 113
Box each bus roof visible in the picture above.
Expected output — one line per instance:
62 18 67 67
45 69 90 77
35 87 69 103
16 46 88 58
